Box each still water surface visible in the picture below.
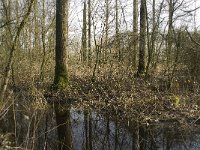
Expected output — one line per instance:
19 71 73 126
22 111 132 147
0 107 200 150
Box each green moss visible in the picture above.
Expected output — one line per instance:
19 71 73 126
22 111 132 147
54 64 69 89
169 95 180 107
54 75 68 88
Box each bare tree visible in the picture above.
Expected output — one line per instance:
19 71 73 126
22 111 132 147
133 0 138 69
167 0 173 66
0 0 35 101
115 0 121 61
81 0 87 63
146 0 156 73
88 0 92 66
104 0 109 62
137 0 147 76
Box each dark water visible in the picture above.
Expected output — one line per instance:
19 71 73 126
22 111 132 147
0 105 200 150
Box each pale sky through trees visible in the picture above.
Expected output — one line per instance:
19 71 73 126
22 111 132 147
68 0 200 42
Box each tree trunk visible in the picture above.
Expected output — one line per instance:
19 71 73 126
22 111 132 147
54 1 73 150
167 0 173 66
0 0 35 101
115 0 121 61
39 0 46 81
146 0 155 74
81 0 87 63
137 0 146 76
133 0 138 69
54 0 69 89
88 0 92 66
34 0 39 52
105 0 109 63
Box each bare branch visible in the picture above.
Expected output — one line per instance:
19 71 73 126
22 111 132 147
185 28 200 47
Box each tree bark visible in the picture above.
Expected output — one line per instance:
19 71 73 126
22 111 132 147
115 0 121 61
146 0 155 74
133 0 138 69
137 0 146 76
167 0 173 66
81 0 87 63
88 0 92 66
54 0 69 89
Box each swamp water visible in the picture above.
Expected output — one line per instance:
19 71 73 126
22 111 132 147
0 105 200 150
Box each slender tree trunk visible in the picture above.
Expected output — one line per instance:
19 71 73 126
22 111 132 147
0 0 35 101
105 0 109 62
34 0 39 51
167 0 173 66
88 0 92 66
146 0 155 74
133 0 138 69
137 0 146 76
193 0 197 30
81 0 87 63
40 0 46 81
152 0 156 57
115 0 121 61
152 0 164 70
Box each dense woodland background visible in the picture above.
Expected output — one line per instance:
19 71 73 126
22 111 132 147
1 0 200 87
0 0 200 121
0 0 200 113
0 0 200 149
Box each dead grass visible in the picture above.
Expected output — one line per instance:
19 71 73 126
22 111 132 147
1 61 200 128
0 61 200 149
58 64 200 125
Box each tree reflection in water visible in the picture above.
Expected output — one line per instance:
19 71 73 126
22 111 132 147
54 104 73 150
1 106 200 150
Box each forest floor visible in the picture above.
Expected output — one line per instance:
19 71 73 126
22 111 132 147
1 62 199 127
42 64 200 126
1 63 200 148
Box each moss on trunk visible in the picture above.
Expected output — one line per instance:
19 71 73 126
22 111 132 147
54 64 69 89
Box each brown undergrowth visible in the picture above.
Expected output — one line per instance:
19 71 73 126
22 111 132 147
44 64 200 126
1 63 200 148
2 63 200 127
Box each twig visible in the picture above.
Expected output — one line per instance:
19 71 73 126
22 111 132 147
185 28 200 47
